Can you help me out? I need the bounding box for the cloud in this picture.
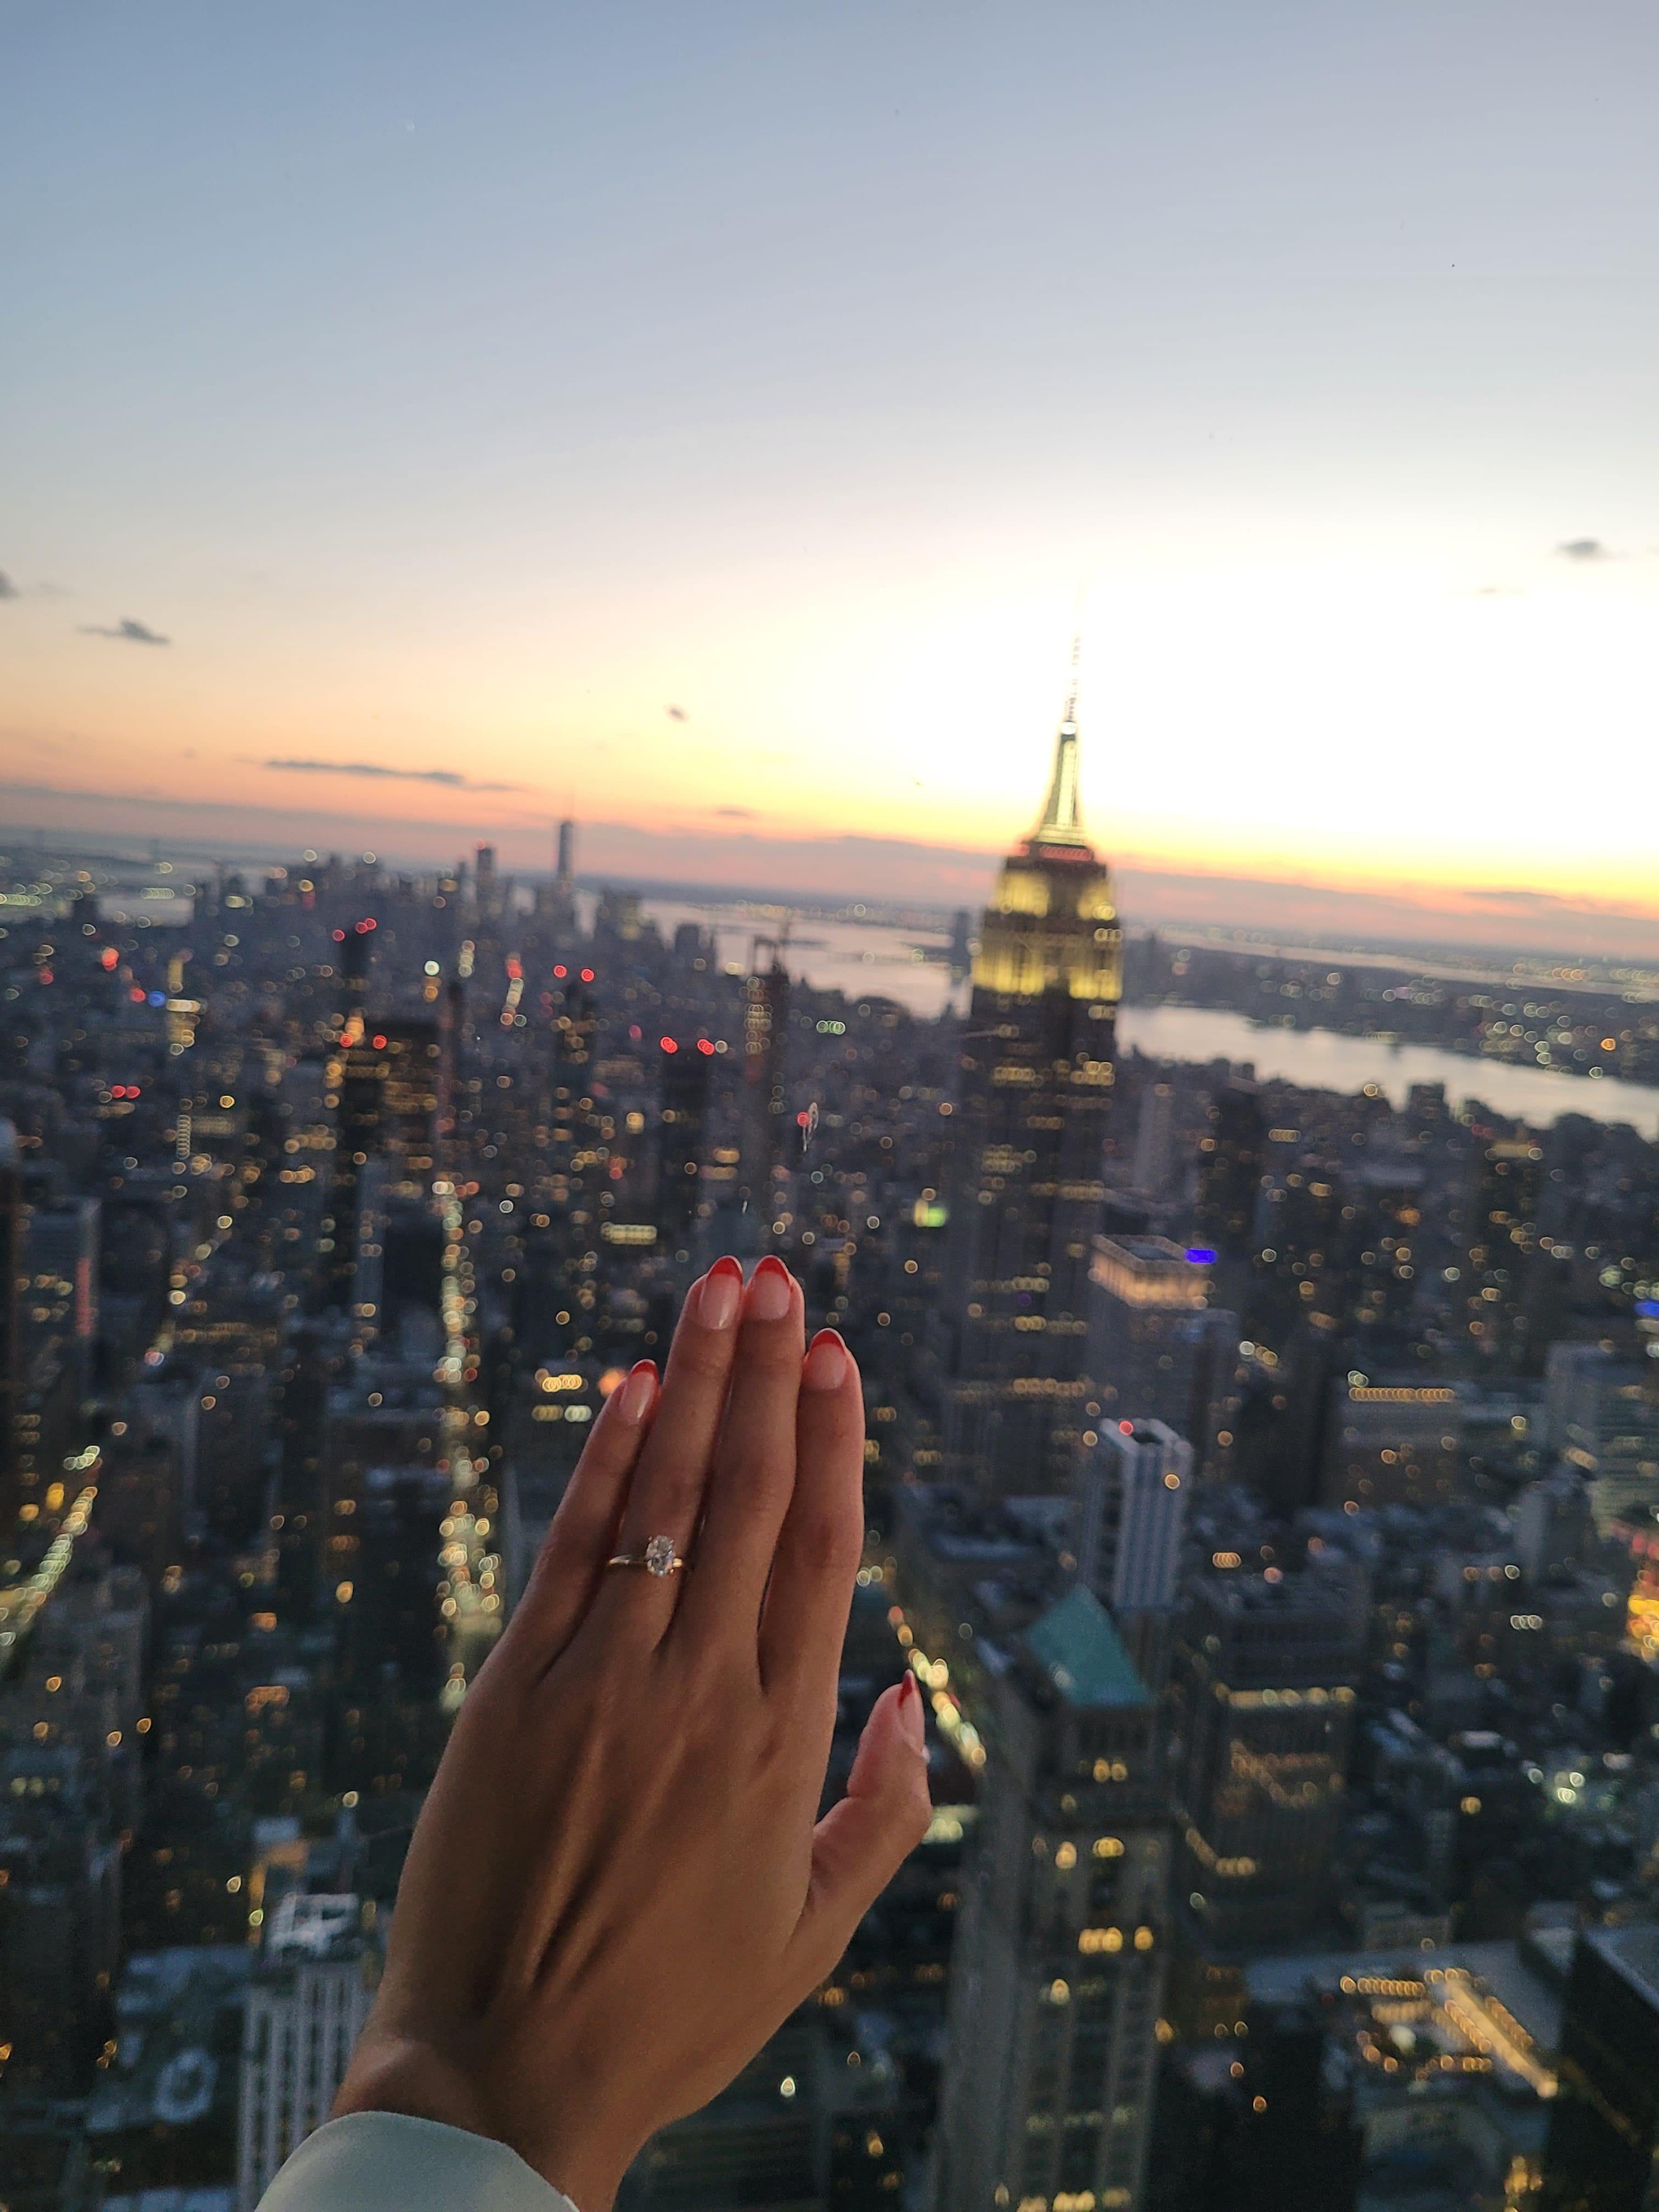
[261,757,523,793]
[80,617,170,645]
[713,805,755,819]
[0,571,18,602]
[665,703,689,721]
[1556,538,1610,561]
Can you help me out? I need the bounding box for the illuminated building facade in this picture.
[1194,1080,1265,1264]
[1466,1137,1544,1366]
[0,1121,25,1533]
[1076,1418,1190,1688]
[1321,1377,1462,1511]
[934,1587,1167,2212]
[321,1017,440,1325]
[740,947,790,1229]
[656,1034,713,1248]
[945,687,1122,1498]
[1082,1234,1240,1481]
[1543,1925,1659,2212]
[1168,1572,1362,1949]
[236,1893,376,2212]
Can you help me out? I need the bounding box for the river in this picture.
[635,895,1659,1138]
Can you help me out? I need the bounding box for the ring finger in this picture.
[588,1255,744,1637]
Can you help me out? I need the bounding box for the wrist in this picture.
[335,2033,632,2211]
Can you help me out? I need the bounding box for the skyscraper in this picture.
[945,679,1122,1498]
[656,1035,712,1248]
[1543,1925,1659,2212]
[1084,1234,1240,1480]
[321,1015,437,1322]
[1167,1573,1362,1949]
[1466,1135,1545,1365]
[934,1586,1168,2212]
[1076,1417,1191,1686]
[1194,1079,1265,1265]
[740,945,789,1233]
[235,1893,376,2211]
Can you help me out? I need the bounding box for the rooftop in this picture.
[1022,1586,1150,1711]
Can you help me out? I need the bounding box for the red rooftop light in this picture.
[553,964,567,978]
[659,1036,678,1052]
[696,1038,715,1056]
[579,968,595,983]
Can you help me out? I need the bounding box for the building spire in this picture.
[1031,634,1085,847]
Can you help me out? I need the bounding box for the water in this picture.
[636,895,1659,1138]
[1115,1003,1659,1139]
[635,896,965,1020]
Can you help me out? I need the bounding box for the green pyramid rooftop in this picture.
[1021,1585,1150,1711]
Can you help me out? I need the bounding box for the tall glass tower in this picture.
[944,678,1122,1498]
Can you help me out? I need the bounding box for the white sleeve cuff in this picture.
[256,2112,578,2212]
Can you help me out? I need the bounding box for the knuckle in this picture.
[803,1504,863,1583]
[670,1331,733,1384]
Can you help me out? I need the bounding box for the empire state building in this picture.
[944,680,1122,1498]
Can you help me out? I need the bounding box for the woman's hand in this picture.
[334,1254,932,2210]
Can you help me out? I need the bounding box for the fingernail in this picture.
[898,1672,926,1747]
[747,1255,794,1323]
[615,1362,658,1426]
[697,1257,743,1330]
[802,1328,848,1391]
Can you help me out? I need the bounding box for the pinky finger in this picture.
[504,1360,658,1669]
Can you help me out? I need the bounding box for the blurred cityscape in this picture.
[3,695,1659,2212]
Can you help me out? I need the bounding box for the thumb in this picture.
[787,1675,933,1984]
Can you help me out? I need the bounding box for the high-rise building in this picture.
[1466,1136,1544,1365]
[1329,1153,1428,1352]
[1543,1925,1659,2212]
[934,1586,1168,2212]
[1547,1342,1659,1534]
[1076,1418,1190,1686]
[1131,1080,1175,1198]
[321,1017,439,1323]
[0,1119,24,1534]
[1084,1235,1238,1480]
[235,1893,376,2211]
[656,1036,713,1248]
[944,682,1122,1498]
[540,817,579,930]
[473,842,501,923]
[1167,1572,1362,1949]
[1194,1080,1264,1264]
[740,947,789,1230]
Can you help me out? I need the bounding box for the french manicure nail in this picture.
[898,1672,926,1746]
[697,1259,743,1331]
[802,1329,849,1391]
[616,1362,658,1426]
[747,1256,794,1323]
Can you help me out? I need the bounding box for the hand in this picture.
[334,1254,932,2209]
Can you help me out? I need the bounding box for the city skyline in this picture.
[5,1,1659,947]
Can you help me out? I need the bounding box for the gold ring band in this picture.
[606,1535,686,1578]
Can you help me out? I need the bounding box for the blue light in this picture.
[1637,1301,1659,1319]
[146,990,166,1007]
[1186,1246,1217,1265]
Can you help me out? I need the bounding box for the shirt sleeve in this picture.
[256,2112,578,2212]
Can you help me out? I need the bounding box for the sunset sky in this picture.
[4,2,1657,947]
